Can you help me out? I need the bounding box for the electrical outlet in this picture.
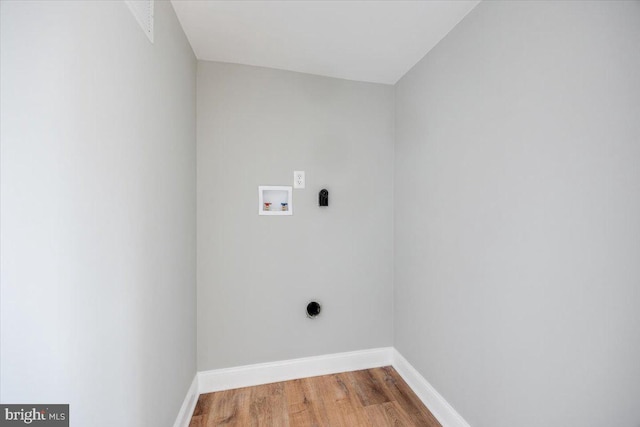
[294,171,305,189]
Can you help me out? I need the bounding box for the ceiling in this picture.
[171,1,480,85]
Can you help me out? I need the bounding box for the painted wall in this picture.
[197,61,394,370]
[394,1,640,426]
[0,2,196,426]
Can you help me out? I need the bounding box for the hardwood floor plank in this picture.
[192,391,213,418]
[310,375,346,426]
[285,378,323,426]
[207,387,252,426]
[373,366,442,427]
[364,401,415,426]
[317,373,370,426]
[190,367,442,427]
[347,369,393,407]
[188,414,204,427]
[248,381,278,426]
[265,382,290,427]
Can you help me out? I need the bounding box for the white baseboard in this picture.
[176,347,470,427]
[173,374,199,427]
[198,347,394,394]
[391,349,470,427]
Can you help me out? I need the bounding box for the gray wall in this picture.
[0,2,196,426]
[394,1,640,426]
[197,61,394,370]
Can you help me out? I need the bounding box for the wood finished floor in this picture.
[189,366,442,426]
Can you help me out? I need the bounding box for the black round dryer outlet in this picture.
[306,301,321,318]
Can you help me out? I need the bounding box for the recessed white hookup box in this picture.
[258,186,293,215]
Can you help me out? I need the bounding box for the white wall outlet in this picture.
[294,171,305,189]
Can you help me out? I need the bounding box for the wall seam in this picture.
[391,84,396,348]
